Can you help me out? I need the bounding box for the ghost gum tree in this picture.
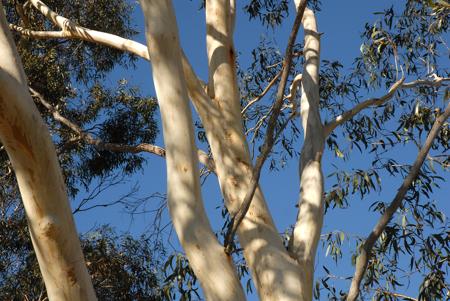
[0,0,449,300]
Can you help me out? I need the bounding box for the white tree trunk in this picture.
[0,6,96,301]
[139,1,246,300]
[290,5,325,301]
[201,1,308,300]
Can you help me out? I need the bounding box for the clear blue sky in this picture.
[73,1,449,300]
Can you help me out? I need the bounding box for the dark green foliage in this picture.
[72,83,158,184]
[161,253,200,301]
[0,213,164,300]
[244,0,290,27]
[243,0,321,27]
[5,0,138,81]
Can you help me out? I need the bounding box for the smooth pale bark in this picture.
[0,6,96,301]
[27,0,150,59]
[203,1,307,300]
[289,5,325,301]
[224,0,307,250]
[139,1,245,300]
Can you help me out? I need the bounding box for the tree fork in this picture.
[224,0,308,253]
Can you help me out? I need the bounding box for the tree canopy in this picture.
[0,0,449,300]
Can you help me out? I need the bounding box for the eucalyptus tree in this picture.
[0,0,449,301]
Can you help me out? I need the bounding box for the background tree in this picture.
[0,0,449,300]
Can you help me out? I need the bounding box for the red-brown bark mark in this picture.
[66,266,78,286]
[25,166,37,185]
[256,213,268,224]
[10,121,36,161]
[41,219,58,240]
[228,195,238,204]
[228,175,239,188]
[223,129,232,140]
[236,157,251,172]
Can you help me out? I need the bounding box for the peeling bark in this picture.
[139,1,245,300]
[0,5,96,301]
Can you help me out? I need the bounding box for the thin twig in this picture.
[29,87,216,172]
[324,75,450,137]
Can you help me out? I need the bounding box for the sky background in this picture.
[71,1,449,300]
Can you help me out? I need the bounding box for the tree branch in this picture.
[324,77,405,137]
[139,1,245,299]
[29,87,216,172]
[324,75,450,137]
[17,0,208,109]
[288,7,324,301]
[224,0,308,252]
[241,70,282,115]
[27,0,150,59]
[346,101,450,301]
[375,290,418,301]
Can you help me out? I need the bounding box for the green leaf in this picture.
[339,232,345,243]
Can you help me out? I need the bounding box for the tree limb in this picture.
[241,70,282,115]
[375,290,418,301]
[346,101,450,301]
[140,1,245,299]
[0,6,96,298]
[27,0,150,59]
[18,0,208,108]
[324,77,405,137]
[288,7,325,301]
[324,75,450,137]
[29,87,216,172]
[224,0,308,252]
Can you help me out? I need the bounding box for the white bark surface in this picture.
[139,1,246,300]
[0,6,96,301]
[201,1,307,300]
[290,6,325,301]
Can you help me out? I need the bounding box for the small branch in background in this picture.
[375,289,418,301]
[241,70,282,115]
[324,74,450,137]
[29,87,216,172]
[346,102,450,301]
[324,77,405,137]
